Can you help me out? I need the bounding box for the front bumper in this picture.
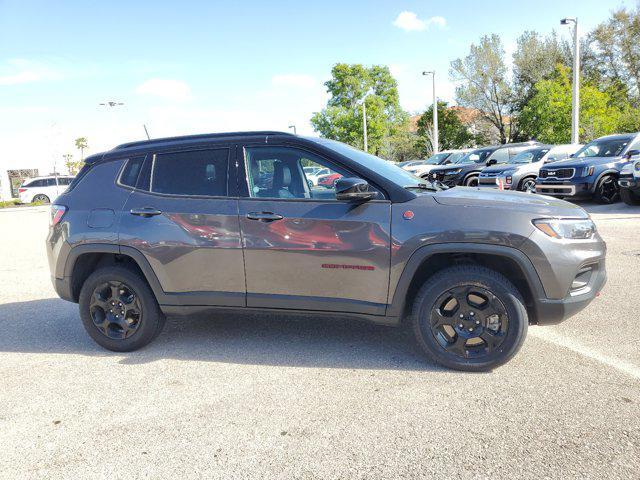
[532,258,606,325]
[535,181,591,197]
[618,174,639,190]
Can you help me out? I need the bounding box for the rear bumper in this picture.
[52,275,75,303]
[531,258,606,325]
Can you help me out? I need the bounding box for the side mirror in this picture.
[568,153,575,158]
[335,177,376,202]
[624,149,640,160]
[486,158,497,166]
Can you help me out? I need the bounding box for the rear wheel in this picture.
[593,175,619,204]
[32,194,50,203]
[79,266,165,352]
[411,265,528,372]
[620,187,640,206]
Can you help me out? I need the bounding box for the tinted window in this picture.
[489,149,510,164]
[119,156,145,188]
[151,149,229,196]
[512,148,550,164]
[58,177,73,185]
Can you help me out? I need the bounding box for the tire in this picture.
[464,175,479,187]
[411,265,528,372]
[593,175,620,204]
[33,194,50,203]
[620,187,640,206]
[79,265,166,352]
[519,177,537,192]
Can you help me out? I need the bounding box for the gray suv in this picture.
[46,131,607,371]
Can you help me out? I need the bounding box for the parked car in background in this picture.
[317,172,342,188]
[536,133,640,204]
[428,142,541,187]
[618,152,640,205]
[18,175,74,203]
[398,160,424,169]
[478,144,582,192]
[303,166,330,186]
[404,149,472,178]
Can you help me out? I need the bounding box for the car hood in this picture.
[481,163,522,174]
[431,186,588,218]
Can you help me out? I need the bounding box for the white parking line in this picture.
[531,329,640,380]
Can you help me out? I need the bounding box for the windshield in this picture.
[446,152,467,164]
[574,137,633,158]
[512,148,550,164]
[318,139,424,187]
[454,149,494,165]
[424,152,451,165]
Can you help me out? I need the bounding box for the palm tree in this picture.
[74,137,88,160]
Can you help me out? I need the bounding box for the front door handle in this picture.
[130,207,162,217]
[246,212,283,222]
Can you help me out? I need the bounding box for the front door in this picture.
[119,146,245,307]
[238,144,391,315]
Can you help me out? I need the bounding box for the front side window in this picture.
[151,149,229,196]
[58,177,73,186]
[488,148,510,164]
[512,148,550,164]
[245,146,377,200]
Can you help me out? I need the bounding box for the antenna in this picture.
[143,124,151,140]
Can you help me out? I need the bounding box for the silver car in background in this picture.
[404,149,473,178]
[478,144,582,192]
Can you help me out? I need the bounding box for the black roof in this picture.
[113,131,294,150]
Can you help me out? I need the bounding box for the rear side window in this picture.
[58,177,73,186]
[119,156,146,188]
[151,149,229,196]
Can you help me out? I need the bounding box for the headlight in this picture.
[582,166,595,176]
[533,218,596,240]
[447,169,462,174]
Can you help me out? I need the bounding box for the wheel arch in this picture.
[64,244,166,303]
[517,175,537,190]
[590,169,619,193]
[387,243,547,324]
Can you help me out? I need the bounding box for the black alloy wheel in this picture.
[428,285,508,358]
[594,175,620,204]
[89,281,142,339]
[411,265,528,371]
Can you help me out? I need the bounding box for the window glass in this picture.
[512,148,550,164]
[245,146,378,200]
[151,149,229,196]
[119,156,145,188]
[58,177,73,185]
[45,178,57,186]
[574,137,633,158]
[489,148,510,164]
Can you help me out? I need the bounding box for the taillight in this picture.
[51,204,67,226]
[19,188,27,193]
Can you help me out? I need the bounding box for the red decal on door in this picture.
[321,264,375,271]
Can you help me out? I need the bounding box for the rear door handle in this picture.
[130,207,162,217]
[246,212,283,222]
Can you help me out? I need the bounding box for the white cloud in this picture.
[271,74,316,89]
[0,59,62,86]
[136,78,192,101]
[393,11,426,31]
[393,11,447,32]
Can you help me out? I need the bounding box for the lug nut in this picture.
[459,314,464,318]
[470,312,475,316]
[458,324,464,328]
[468,327,474,332]
[475,320,480,325]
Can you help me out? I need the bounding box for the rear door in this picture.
[237,143,392,315]
[119,145,245,307]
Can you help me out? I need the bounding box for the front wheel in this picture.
[620,187,640,206]
[411,265,528,371]
[593,175,619,204]
[519,177,537,192]
[464,175,479,187]
[79,265,166,352]
[32,194,50,203]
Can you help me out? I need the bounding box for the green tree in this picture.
[519,66,621,144]
[63,153,82,175]
[416,101,476,155]
[311,64,408,156]
[74,137,88,160]
[450,34,514,143]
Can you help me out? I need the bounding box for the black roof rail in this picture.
[113,131,293,150]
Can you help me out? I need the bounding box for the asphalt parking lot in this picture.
[1,203,639,479]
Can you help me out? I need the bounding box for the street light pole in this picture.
[561,17,579,143]
[422,71,438,153]
[362,100,368,153]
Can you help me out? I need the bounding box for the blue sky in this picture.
[0,0,633,172]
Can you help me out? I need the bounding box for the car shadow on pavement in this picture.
[0,298,442,372]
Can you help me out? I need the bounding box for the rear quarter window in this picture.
[118,156,146,188]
